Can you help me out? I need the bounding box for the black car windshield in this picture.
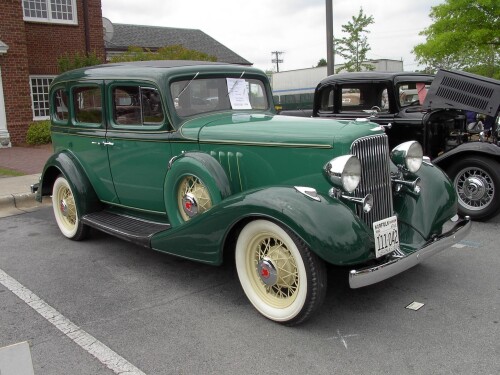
[170,77,269,117]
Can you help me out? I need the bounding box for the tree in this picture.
[334,8,375,72]
[110,45,217,63]
[57,51,102,73]
[316,58,327,67]
[413,0,499,79]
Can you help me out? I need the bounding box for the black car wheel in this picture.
[447,156,500,221]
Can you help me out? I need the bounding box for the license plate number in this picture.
[373,216,399,258]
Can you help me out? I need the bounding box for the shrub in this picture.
[26,120,51,145]
[57,51,102,73]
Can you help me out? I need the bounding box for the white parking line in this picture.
[0,268,147,375]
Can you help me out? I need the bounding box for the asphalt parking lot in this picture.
[1,206,499,375]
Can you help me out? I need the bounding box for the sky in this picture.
[101,0,443,72]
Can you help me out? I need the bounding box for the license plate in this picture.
[373,216,399,258]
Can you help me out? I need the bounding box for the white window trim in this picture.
[29,75,56,121]
[22,0,78,26]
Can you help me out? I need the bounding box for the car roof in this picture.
[319,71,434,85]
[51,60,264,85]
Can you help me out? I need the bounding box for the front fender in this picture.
[37,151,101,215]
[393,162,457,246]
[151,186,373,266]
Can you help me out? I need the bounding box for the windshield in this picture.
[170,77,269,117]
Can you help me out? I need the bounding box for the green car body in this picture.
[36,61,471,325]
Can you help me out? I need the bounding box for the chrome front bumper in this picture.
[349,216,472,289]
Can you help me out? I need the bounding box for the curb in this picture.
[0,193,51,217]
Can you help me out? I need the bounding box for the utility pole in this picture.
[271,51,284,72]
[326,0,334,76]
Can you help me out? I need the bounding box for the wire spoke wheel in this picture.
[454,166,495,210]
[249,234,299,307]
[448,156,500,221]
[52,176,88,240]
[177,175,212,221]
[236,220,326,325]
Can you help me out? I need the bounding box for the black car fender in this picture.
[432,142,500,170]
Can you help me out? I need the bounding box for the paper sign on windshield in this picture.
[226,78,251,110]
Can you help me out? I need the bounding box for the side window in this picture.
[319,88,334,112]
[141,87,164,124]
[73,86,102,124]
[113,86,164,126]
[53,88,69,122]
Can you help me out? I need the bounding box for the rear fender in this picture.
[37,151,101,215]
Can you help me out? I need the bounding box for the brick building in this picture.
[0,0,105,147]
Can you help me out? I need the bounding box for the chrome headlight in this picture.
[390,141,423,173]
[324,155,361,193]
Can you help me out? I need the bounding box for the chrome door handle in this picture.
[91,141,114,146]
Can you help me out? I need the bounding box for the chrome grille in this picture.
[350,134,393,227]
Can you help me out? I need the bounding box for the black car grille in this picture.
[350,134,393,227]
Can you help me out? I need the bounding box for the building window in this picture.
[23,0,77,25]
[30,76,55,120]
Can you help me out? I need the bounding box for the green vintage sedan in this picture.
[35,61,471,325]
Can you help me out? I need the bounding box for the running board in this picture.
[82,211,171,248]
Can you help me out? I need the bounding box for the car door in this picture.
[105,81,172,213]
[63,82,118,203]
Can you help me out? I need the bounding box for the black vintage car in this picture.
[281,69,500,221]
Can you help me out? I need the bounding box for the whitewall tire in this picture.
[235,220,326,325]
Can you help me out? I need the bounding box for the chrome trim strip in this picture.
[199,139,333,149]
[349,216,472,289]
[295,186,321,201]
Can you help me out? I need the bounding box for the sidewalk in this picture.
[0,145,53,217]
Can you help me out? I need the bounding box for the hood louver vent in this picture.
[423,69,500,115]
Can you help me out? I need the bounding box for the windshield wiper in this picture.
[176,72,199,99]
[226,71,246,97]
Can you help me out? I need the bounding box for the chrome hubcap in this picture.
[455,167,494,210]
[257,258,278,286]
[463,176,486,200]
[182,193,199,218]
[59,199,69,217]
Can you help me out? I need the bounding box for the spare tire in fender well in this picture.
[164,152,232,227]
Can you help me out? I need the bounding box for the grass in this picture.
[0,167,25,177]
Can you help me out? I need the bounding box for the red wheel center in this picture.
[261,267,270,279]
[185,201,192,210]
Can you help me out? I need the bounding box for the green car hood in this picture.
[180,113,383,149]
